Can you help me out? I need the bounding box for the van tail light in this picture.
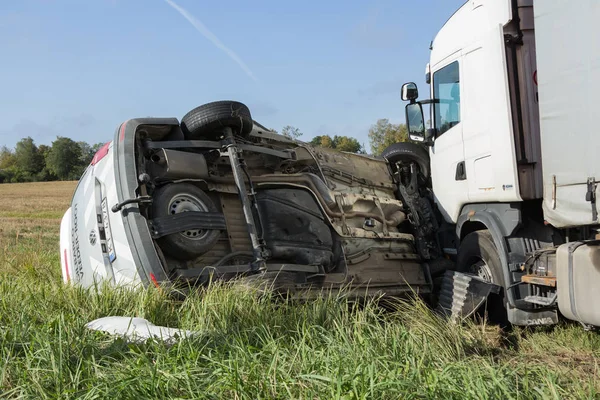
[150,273,160,288]
[91,142,111,166]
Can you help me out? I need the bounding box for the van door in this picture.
[430,57,469,223]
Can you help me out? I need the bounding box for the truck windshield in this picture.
[433,61,460,136]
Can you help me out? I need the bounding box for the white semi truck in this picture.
[399,0,600,327]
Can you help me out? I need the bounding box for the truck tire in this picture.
[181,101,253,140]
[456,230,508,325]
[152,183,221,260]
[381,142,430,180]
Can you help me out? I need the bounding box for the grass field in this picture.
[1,181,600,399]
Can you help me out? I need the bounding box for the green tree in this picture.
[310,135,332,148]
[36,144,56,181]
[310,135,363,153]
[0,146,16,170]
[368,119,408,155]
[78,141,104,166]
[281,125,302,139]
[0,146,17,183]
[46,137,83,180]
[14,137,44,178]
[37,144,52,164]
[332,135,362,153]
[78,141,93,165]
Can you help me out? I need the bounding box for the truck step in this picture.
[435,270,502,322]
[524,294,557,307]
[521,274,556,287]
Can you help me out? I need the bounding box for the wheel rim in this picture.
[167,193,210,241]
[468,257,493,283]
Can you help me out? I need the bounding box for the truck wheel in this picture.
[381,142,430,180]
[152,183,221,260]
[181,101,253,140]
[456,230,509,325]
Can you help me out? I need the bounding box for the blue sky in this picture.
[0,0,464,152]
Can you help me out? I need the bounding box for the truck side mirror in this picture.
[401,82,419,102]
[405,102,427,142]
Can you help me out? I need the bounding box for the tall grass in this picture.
[1,182,599,399]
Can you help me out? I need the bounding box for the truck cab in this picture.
[399,0,600,327]
[409,0,540,223]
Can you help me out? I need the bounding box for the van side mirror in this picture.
[401,82,418,102]
[405,102,427,142]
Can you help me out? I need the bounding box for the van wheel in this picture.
[152,183,221,260]
[456,230,509,325]
[381,142,430,180]
[181,101,253,140]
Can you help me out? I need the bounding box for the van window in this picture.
[433,61,460,136]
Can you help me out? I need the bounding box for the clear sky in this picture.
[0,0,465,152]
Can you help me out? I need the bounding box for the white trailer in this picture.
[399,0,600,326]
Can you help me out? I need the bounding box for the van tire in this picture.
[457,230,509,325]
[181,101,253,140]
[152,183,221,260]
[381,142,430,180]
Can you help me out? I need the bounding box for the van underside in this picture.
[110,101,445,297]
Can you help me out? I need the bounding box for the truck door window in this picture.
[433,61,460,136]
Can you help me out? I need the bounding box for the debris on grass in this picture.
[85,316,195,344]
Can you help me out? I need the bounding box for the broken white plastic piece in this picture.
[85,316,195,344]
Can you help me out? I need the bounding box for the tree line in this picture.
[0,137,104,183]
[0,119,408,184]
[279,118,408,155]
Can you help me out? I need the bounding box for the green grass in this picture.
[1,182,600,399]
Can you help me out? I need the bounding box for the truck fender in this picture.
[456,204,522,308]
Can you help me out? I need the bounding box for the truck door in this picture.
[462,24,522,206]
[430,57,469,223]
[462,46,495,202]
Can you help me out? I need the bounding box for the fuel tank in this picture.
[556,241,600,326]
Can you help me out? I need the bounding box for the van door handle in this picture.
[455,161,466,181]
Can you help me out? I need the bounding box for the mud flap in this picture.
[435,270,502,322]
[507,306,558,326]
